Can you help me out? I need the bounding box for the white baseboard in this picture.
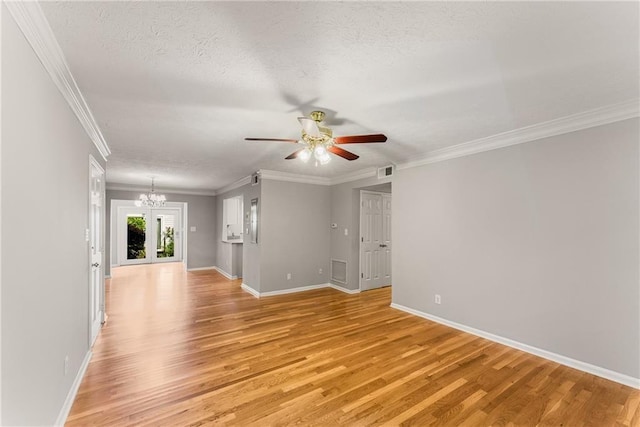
[260,283,328,297]
[241,282,355,298]
[328,283,361,294]
[55,350,92,426]
[241,283,260,298]
[390,302,640,389]
[186,266,216,272]
[213,266,238,280]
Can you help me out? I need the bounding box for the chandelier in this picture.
[135,178,166,207]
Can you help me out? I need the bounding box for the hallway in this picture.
[66,263,640,426]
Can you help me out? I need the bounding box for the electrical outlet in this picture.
[435,294,442,305]
[64,355,69,376]
[344,228,349,236]
[318,268,323,274]
[286,273,291,280]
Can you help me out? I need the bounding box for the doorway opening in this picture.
[359,183,392,291]
[111,200,186,269]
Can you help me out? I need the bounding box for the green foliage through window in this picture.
[127,216,146,259]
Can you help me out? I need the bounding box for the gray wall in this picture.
[242,181,261,292]
[392,118,640,378]
[1,8,106,425]
[105,190,216,274]
[260,180,331,293]
[330,176,392,290]
[215,185,247,278]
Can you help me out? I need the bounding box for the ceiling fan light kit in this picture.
[245,110,388,165]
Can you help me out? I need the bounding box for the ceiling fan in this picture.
[245,111,387,165]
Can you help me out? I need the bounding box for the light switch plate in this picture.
[190,226,196,232]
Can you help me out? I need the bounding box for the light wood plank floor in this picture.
[67,263,640,426]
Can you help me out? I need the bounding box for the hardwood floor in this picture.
[67,263,640,426]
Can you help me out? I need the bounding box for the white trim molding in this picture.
[213,266,238,280]
[259,170,332,186]
[106,183,216,196]
[215,175,252,196]
[186,266,216,272]
[241,283,260,298]
[5,2,110,162]
[55,351,92,426]
[390,303,640,389]
[398,99,640,171]
[260,283,328,297]
[241,282,360,298]
[330,167,378,185]
[328,283,361,294]
[257,167,385,188]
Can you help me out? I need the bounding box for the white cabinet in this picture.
[222,196,243,243]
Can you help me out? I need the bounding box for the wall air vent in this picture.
[377,165,395,179]
[331,259,347,284]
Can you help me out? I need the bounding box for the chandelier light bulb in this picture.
[314,145,327,157]
[299,147,312,163]
[318,151,331,165]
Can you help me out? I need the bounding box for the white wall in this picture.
[1,7,106,424]
[392,118,639,380]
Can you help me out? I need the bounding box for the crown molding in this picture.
[398,99,640,171]
[258,169,332,186]
[5,1,111,161]
[329,167,378,185]
[106,183,216,196]
[257,167,383,187]
[215,175,251,195]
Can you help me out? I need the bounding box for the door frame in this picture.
[359,190,392,291]
[88,155,105,346]
[110,199,187,269]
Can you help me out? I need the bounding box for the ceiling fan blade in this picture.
[245,137,299,143]
[298,117,321,137]
[285,149,305,160]
[333,134,387,144]
[328,145,359,161]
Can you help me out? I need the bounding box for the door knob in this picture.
[92,262,100,267]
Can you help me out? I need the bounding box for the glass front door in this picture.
[118,207,182,265]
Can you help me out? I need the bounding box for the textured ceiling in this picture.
[41,1,639,192]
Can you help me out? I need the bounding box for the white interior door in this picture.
[360,191,392,291]
[151,208,182,263]
[89,157,104,346]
